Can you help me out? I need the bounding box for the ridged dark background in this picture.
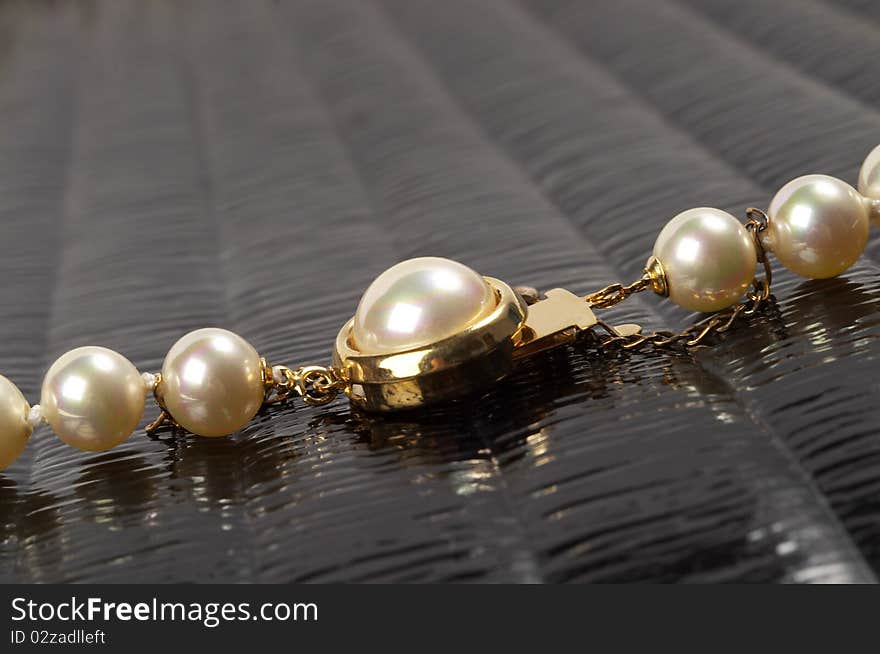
[1,0,879,583]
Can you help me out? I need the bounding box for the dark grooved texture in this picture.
[0,0,878,583]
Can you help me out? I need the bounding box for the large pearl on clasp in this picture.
[41,346,145,452]
[0,375,32,470]
[160,328,265,437]
[352,257,496,354]
[764,174,869,279]
[858,144,880,224]
[652,208,757,313]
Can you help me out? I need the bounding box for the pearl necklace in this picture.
[2,146,880,469]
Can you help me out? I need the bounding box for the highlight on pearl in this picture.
[41,346,145,452]
[651,207,757,313]
[858,144,880,224]
[764,174,870,279]
[0,375,32,470]
[352,257,496,354]
[160,328,265,437]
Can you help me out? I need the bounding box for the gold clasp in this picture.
[333,273,646,412]
[513,287,642,359]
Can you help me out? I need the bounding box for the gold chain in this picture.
[262,360,344,407]
[598,280,771,349]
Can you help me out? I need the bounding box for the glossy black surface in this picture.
[1,0,879,583]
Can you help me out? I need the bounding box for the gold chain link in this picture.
[262,359,344,406]
[584,276,653,309]
[597,280,771,349]
[295,365,345,406]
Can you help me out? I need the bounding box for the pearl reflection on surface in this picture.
[161,328,265,437]
[652,208,757,313]
[41,346,145,452]
[352,257,495,354]
[765,175,869,279]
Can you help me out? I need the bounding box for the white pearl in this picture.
[161,328,265,437]
[0,375,32,470]
[858,144,880,224]
[41,346,145,452]
[652,208,757,313]
[352,257,495,354]
[765,174,870,279]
